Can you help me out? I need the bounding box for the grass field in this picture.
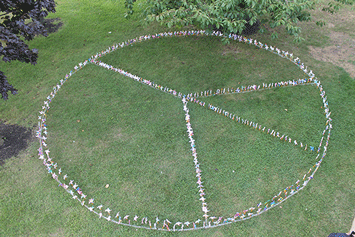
[0,0,354,236]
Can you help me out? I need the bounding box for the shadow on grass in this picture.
[0,122,32,166]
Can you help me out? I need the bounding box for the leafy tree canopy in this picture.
[125,0,354,42]
[0,0,56,100]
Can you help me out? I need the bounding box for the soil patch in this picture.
[308,8,355,79]
[308,31,355,79]
[0,123,32,165]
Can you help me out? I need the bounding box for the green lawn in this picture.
[0,0,354,236]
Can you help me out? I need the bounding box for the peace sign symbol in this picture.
[37,30,332,231]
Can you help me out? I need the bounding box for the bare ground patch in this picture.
[308,8,355,78]
[309,31,355,78]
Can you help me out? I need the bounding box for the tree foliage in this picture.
[125,0,354,42]
[0,0,56,100]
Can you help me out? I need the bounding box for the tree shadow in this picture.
[0,123,32,166]
[40,17,63,34]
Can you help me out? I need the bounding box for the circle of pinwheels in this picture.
[36,30,332,231]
